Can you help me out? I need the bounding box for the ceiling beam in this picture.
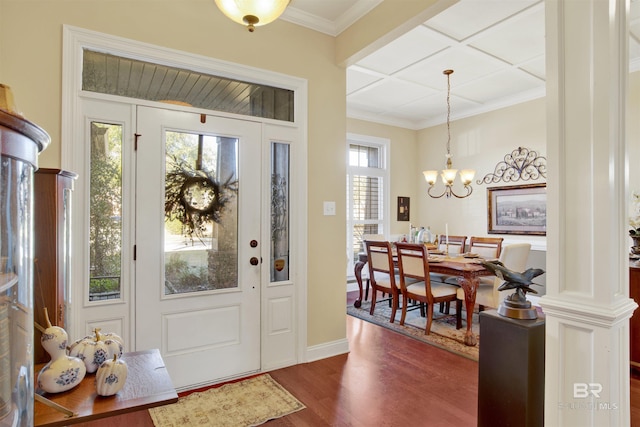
[335,0,457,68]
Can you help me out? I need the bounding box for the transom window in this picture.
[82,49,294,122]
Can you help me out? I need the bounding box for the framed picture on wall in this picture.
[487,183,546,235]
[397,196,410,221]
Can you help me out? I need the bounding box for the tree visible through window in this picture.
[89,122,123,301]
[163,131,239,294]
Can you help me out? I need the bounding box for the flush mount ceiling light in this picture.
[214,0,291,32]
[423,69,475,199]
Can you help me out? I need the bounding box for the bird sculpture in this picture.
[480,260,545,304]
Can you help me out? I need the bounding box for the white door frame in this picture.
[61,25,308,374]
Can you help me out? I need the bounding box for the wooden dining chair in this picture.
[432,235,467,313]
[468,236,504,259]
[395,242,458,335]
[455,243,531,329]
[437,235,467,254]
[436,238,503,289]
[361,234,386,301]
[431,235,467,287]
[365,240,401,323]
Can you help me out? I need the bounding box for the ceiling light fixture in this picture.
[423,69,475,199]
[214,0,290,32]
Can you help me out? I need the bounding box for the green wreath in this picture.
[164,156,238,238]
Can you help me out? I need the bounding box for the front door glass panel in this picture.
[164,131,239,295]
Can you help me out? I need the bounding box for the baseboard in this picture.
[305,338,350,363]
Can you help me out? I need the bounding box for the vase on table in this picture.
[37,308,86,393]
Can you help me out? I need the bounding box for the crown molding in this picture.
[282,0,382,36]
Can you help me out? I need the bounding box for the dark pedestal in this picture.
[478,309,545,427]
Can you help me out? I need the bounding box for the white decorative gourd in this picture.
[37,308,87,393]
[68,328,123,374]
[95,354,128,396]
[75,329,124,348]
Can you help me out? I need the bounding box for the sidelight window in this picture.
[89,122,123,301]
[270,142,290,282]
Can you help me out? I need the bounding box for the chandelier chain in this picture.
[446,71,451,157]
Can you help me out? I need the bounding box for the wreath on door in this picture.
[164,156,238,238]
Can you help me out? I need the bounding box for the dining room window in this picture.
[346,135,389,277]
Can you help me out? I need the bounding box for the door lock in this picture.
[250,240,258,248]
[250,257,259,266]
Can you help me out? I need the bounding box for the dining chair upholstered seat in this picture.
[395,242,458,335]
[455,243,532,329]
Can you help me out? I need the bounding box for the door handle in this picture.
[250,257,259,266]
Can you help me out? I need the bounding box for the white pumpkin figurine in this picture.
[95,354,128,396]
[76,329,124,349]
[68,328,124,374]
[37,308,87,393]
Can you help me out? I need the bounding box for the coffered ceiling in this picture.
[285,0,640,130]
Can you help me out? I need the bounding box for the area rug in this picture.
[347,300,480,361]
[148,374,306,427]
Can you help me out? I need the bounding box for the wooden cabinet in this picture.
[631,264,640,371]
[33,168,77,364]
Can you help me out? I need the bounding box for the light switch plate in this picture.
[323,201,336,216]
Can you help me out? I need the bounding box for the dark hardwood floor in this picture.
[73,290,640,426]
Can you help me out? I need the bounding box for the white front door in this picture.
[135,106,262,389]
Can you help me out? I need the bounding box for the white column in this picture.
[542,0,637,426]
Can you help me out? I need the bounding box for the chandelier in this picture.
[214,0,290,32]
[423,70,475,199]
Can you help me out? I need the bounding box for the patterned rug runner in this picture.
[149,374,306,427]
[347,300,480,361]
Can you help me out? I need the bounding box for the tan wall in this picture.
[347,118,419,236]
[3,0,637,354]
[348,99,549,293]
[417,98,548,245]
[351,71,640,293]
[0,1,348,347]
[0,1,3,76]
[418,70,640,244]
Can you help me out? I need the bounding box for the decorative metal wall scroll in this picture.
[477,147,546,185]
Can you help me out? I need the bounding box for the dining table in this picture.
[353,248,495,347]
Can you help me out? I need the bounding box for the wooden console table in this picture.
[34,349,178,427]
